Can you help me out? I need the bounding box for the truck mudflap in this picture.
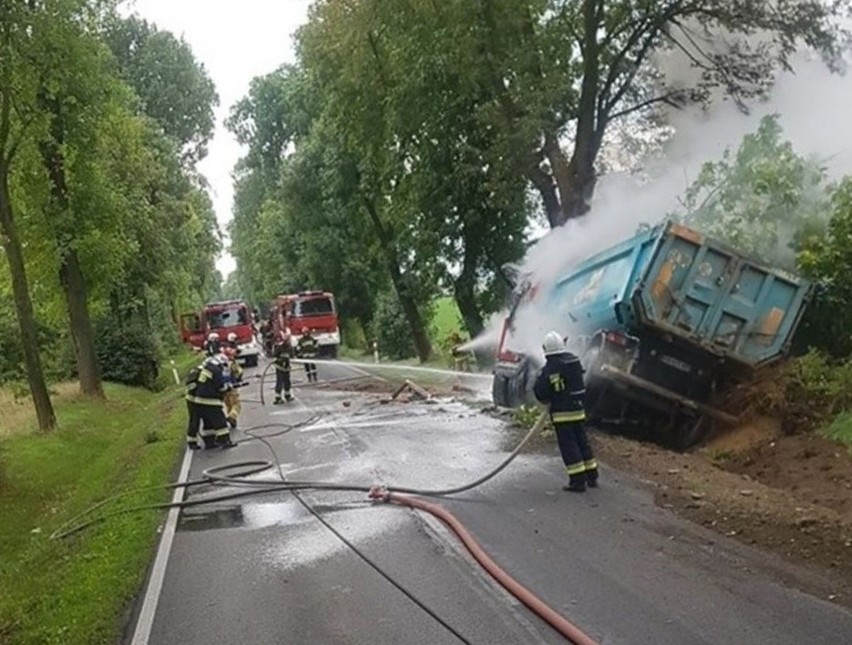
[598,364,738,426]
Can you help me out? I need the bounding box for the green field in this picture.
[430,296,464,346]
[0,353,195,644]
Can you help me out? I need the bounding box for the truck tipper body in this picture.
[492,221,812,446]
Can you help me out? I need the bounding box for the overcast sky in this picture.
[123,0,313,276]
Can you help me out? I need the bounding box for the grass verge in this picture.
[0,351,197,645]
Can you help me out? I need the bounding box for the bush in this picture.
[372,291,416,360]
[778,350,852,434]
[0,300,74,386]
[94,317,160,389]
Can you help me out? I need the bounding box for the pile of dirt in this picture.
[722,432,852,521]
[595,425,852,608]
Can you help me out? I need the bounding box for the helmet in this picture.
[207,332,220,341]
[227,332,237,343]
[542,330,567,356]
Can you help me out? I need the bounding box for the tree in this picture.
[0,2,58,428]
[105,15,219,165]
[677,114,832,268]
[797,179,852,358]
[464,0,848,226]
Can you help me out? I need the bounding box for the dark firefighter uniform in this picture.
[185,355,236,449]
[533,348,599,492]
[273,342,293,404]
[203,336,221,357]
[297,332,319,383]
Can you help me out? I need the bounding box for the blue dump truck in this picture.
[492,220,813,447]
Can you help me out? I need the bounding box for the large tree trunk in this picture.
[39,100,104,399]
[453,277,484,339]
[362,196,432,362]
[59,248,103,397]
[536,0,603,228]
[0,170,57,431]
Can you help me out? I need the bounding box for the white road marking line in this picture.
[130,447,194,645]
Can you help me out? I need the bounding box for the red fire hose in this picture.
[379,491,600,645]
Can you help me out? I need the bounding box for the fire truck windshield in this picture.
[292,297,334,317]
[207,306,247,328]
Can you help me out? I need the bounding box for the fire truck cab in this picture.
[271,291,341,358]
[180,299,261,367]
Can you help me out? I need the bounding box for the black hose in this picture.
[51,411,546,540]
[243,424,471,644]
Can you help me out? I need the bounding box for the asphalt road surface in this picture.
[129,360,852,644]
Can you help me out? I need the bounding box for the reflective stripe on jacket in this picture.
[533,351,586,423]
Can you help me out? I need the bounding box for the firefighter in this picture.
[185,351,237,449]
[222,345,244,429]
[226,332,239,350]
[203,332,221,356]
[272,337,293,404]
[533,331,599,492]
[296,328,319,383]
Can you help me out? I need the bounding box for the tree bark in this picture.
[39,97,104,398]
[361,196,432,362]
[0,170,57,430]
[58,248,103,397]
[453,274,484,339]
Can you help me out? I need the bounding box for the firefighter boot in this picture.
[585,468,599,488]
[563,474,587,493]
[273,396,284,405]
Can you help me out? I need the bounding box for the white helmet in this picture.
[542,330,567,356]
[207,332,220,341]
[227,332,237,342]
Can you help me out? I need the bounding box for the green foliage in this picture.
[105,15,219,164]
[821,412,852,448]
[94,317,160,390]
[796,177,852,357]
[0,295,74,385]
[0,0,220,406]
[0,382,186,644]
[678,115,832,268]
[373,291,417,360]
[779,350,852,434]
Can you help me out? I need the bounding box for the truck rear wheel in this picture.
[673,415,713,450]
[245,354,259,368]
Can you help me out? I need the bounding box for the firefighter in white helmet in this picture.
[533,331,599,492]
[203,332,221,357]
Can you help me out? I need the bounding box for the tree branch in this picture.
[607,90,685,121]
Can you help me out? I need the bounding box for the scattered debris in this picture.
[389,379,432,402]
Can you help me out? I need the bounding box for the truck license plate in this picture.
[660,355,692,373]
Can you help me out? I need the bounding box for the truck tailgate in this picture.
[635,224,811,367]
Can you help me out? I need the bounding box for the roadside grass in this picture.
[1,383,80,439]
[821,412,852,448]
[0,351,196,645]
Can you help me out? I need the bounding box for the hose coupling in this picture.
[368,485,390,502]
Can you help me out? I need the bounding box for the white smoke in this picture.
[470,49,852,362]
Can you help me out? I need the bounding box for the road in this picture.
[129,360,852,644]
